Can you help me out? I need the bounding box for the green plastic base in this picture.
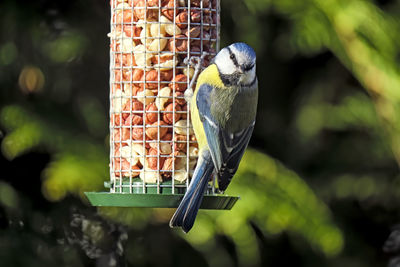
[84,192,239,209]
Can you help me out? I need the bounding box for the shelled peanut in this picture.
[109,0,217,183]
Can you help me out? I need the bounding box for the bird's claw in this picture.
[183,52,209,69]
[183,52,209,93]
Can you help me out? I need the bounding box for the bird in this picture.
[169,42,258,233]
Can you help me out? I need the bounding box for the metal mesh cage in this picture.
[85,0,238,209]
[109,0,219,193]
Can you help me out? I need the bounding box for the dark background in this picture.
[1,0,400,266]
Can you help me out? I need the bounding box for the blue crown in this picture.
[230,42,256,60]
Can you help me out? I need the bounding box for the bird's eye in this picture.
[228,50,239,66]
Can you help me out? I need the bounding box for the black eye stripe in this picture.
[227,47,239,67]
[243,63,254,71]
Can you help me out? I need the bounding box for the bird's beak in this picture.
[239,63,254,73]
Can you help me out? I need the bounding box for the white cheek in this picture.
[217,62,236,75]
[214,49,236,75]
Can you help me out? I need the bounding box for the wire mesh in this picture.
[108,0,219,195]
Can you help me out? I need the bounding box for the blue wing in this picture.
[216,123,254,191]
[196,84,255,191]
[196,84,222,170]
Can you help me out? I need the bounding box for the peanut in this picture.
[183,26,201,38]
[188,146,198,158]
[146,121,168,140]
[150,23,166,38]
[159,15,182,36]
[169,74,187,92]
[175,10,188,29]
[142,69,160,89]
[136,89,155,104]
[174,134,187,151]
[113,128,122,142]
[167,35,187,52]
[161,156,173,174]
[132,127,145,140]
[147,147,166,170]
[174,91,186,105]
[160,69,173,81]
[120,145,140,166]
[153,52,174,64]
[173,170,188,182]
[130,0,160,6]
[115,6,133,24]
[120,38,136,53]
[163,133,172,141]
[161,0,177,21]
[190,9,201,23]
[133,44,154,68]
[163,102,181,124]
[180,103,188,119]
[112,89,128,113]
[153,59,177,71]
[183,67,194,79]
[145,102,158,124]
[124,53,136,66]
[111,114,123,126]
[122,100,144,120]
[155,87,171,110]
[124,114,143,126]
[174,119,194,135]
[174,151,187,169]
[203,15,213,30]
[114,158,140,177]
[193,0,210,7]
[165,21,182,36]
[131,165,141,177]
[149,141,172,155]
[139,168,162,183]
[131,68,144,81]
[147,38,168,52]
[134,0,159,20]
[122,25,142,40]
[161,151,185,172]
[121,127,131,141]
[108,29,122,39]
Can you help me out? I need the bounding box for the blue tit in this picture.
[169,42,258,233]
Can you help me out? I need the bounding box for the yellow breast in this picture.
[195,64,225,89]
[190,64,224,150]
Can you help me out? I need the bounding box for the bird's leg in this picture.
[211,172,217,194]
[183,52,209,103]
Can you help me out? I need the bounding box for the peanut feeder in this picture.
[85,0,238,209]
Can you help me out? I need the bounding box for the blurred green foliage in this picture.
[185,149,343,266]
[44,31,88,63]
[1,0,400,266]
[263,0,400,165]
[0,104,108,201]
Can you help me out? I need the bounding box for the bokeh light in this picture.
[18,65,45,94]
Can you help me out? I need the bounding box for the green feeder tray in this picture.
[85,179,239,210]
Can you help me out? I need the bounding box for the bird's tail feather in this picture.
[169,150,214,233]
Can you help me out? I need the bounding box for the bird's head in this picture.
[214,42,256,86]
